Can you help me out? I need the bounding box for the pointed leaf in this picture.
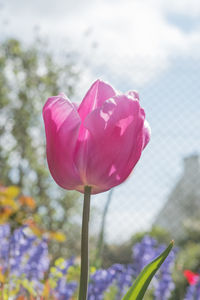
[122,241,174,300]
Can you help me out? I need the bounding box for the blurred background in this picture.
[0,0,200,297]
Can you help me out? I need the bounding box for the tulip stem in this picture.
[78,185,92,300]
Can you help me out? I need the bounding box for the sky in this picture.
[1,0,200,86]
[0,0,200,243]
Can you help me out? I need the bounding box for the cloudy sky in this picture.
[1,0,200,86]
[1,0,200,242]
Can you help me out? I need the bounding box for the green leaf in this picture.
[122,240,174,300]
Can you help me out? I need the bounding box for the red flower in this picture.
[184,270,200,285]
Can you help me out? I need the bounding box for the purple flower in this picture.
[153,246,177,300]
[55,281,77,300]
[0,226,178,299]
[88,269,115,299]
[132,236,158,275]
[184,271,200,300]
[184,284,196,300]
[54,257,77,300]
[132,236,177,300]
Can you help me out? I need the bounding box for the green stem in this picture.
[78,185,92,300]
[96,189,113,267]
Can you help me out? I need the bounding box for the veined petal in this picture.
[74,80,117,190]
[82,95,149,193]
[78,79,117,122]
[43,95,82,190]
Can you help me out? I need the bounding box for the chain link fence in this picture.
[89,56,200,252]
[0,34,199,264]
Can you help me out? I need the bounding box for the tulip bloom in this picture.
[43,79,150,194]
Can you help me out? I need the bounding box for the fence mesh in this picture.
[89,56,200,250]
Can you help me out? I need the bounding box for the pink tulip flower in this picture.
[43,79,150,194]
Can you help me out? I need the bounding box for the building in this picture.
[154,154,200,240]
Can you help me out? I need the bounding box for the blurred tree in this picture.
[170,217,200,300]
[172,242,200,300]
[0,38,82,258]
[101,226,171,268]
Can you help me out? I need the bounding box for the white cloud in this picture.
[64,0,200,86]
[1,0,200,87]
[158,0,200,17]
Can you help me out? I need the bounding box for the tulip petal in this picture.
[43,94,82,190]
[127,90,140,101]
[78,79,116,122]
[82,95,149,193]
[74,80,117,189]
[144,121,151,148]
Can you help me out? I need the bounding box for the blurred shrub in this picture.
[0,231,177,300]
[0,38,82,258]
[102,226,171,268]
[0,184,66,240]
[0,186,196,300]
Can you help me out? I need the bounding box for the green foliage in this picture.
[122,241,174,300]
[182,218,200,244]
[130,226,171,246]
[102,226,170,268]
[171,242,200,299]
[0,38,81,258]
[168,216,200,299]
[100,223,200,300]
[104,284,118,300]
